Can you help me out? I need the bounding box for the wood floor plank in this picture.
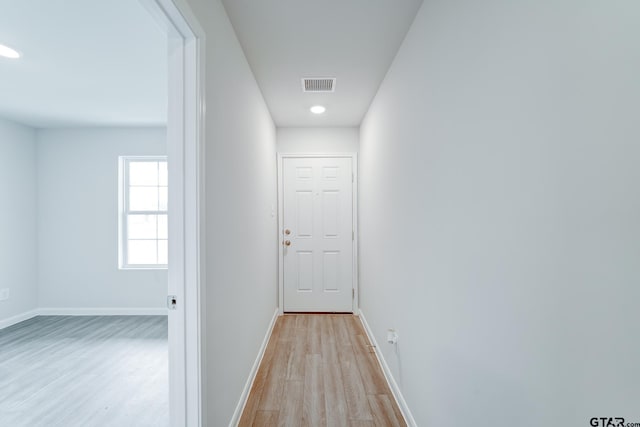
[339,345,373,421]
[319,314,335,344]
[332,315,351,344]
[352,334,390,395]
[302,354,326,427]
[278,380,304,427]
[356,351,391,396]
[321,316,349,427]
[351,329,376,355]
[279,314,298,342]
[346,315,366,338]
[306,315,322,354]
[259,327,294,411]
[254,410,279,427]
[295,314,310,329]
[368,394,406,427]
[350,421,376,427]
[286,324,307,381]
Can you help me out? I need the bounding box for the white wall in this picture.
[0,118,38,324]
[184,1,278,425]
[37,128,167,310]
[277,127,358,153]
[359,1,640,425]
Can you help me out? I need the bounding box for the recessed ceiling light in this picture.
[0,44,20,59]
[310,105,326,114]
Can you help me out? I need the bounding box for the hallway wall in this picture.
[184,0,278,425]
[277,127,358,153]
[359,0,640,425]
[0,118,38,325]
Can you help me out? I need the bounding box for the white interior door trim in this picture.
[142,1,205,425]
[277,153,358,315]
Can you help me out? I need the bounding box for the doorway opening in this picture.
[0,0,203,425]
[142,0,205,424]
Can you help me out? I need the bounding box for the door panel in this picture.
[297,251,313,291]
[296,191,314,237]
[283,157,353,312]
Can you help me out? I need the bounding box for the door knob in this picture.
[284,229,291,235]
[284,240,291,246]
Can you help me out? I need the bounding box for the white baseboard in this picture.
[358,309,417,427]
[229,307,280,427]
[0,309,40,330]
[37,307,168,316]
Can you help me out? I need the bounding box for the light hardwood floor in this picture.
[239,314,406,427]
[0,315,168,427]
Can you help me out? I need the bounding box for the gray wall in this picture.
[0,118,38,324]
[359,0,640,425]
[277,127,359,153]
[36,127,167,310]
[184,0,279,425]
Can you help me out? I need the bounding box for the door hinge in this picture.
[352,288,355,300]
[352,230,354,240]
[167,295,177,310]
[352,173,354,183]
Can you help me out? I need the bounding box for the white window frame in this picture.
[119,155,169,269]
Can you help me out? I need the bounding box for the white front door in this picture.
[282,157,354,312]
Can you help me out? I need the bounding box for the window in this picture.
[119,156,168,269]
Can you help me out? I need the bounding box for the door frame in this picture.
[277,153,359,315]
[141,0,205,425]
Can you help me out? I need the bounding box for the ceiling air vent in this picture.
[302,78,336,93]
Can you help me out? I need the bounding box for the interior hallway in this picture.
[239,314,405,426]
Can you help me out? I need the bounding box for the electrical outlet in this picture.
[0,288,9,301]
[387,328,398,344]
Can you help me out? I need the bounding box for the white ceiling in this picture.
[222,0,424,127]
[0,1,423,129]
[0,0,167,128]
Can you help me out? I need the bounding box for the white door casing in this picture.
[143,0,205,425]
[279,155,357,312]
